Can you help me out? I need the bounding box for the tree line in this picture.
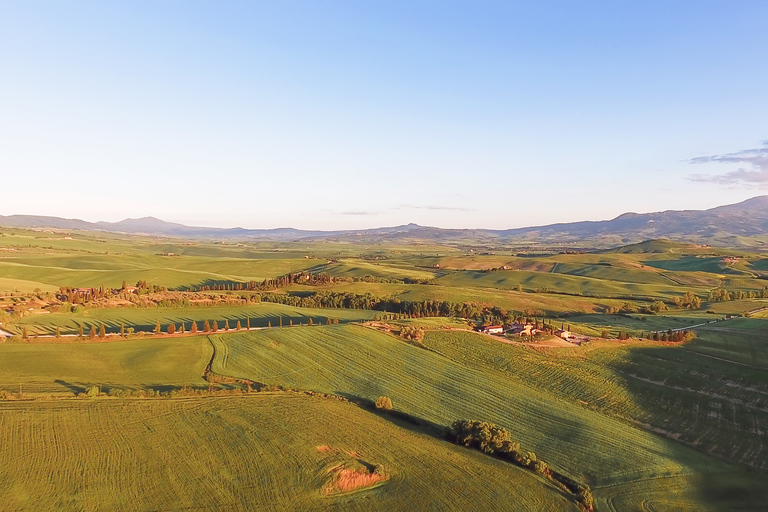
[451,420,594,511]
[258,291,485,318]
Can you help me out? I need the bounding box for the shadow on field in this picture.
[54,380,86,395]
[335,392,451,440]
[609,343,768,509]
[51,381,250,396]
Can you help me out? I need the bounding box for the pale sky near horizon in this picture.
[2,1,767,230]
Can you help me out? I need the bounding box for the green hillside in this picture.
[0,395,575,511]
[12,303,375,336]
[206,325,766,510]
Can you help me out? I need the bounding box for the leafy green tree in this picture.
[375,396,393,410]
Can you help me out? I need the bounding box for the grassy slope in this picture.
[0,337,211,394]
[0,395,575,512]
[437,269,697,300]
[0,255,322,289]
[288,281,631,315]
[12,303,376,336]
[691,317,768,368]
[421,330,768,472]
[208,325,748,506]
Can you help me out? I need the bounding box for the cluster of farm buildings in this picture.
[477,322,589,345]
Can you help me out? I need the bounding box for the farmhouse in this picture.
[480,325,504,335]
[507,323,538,337]
[555,329,574,340]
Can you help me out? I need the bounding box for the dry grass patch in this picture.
[323,462,387,495]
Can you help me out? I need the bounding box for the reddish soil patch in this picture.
[324,467,385,495]
[316,445,331,453]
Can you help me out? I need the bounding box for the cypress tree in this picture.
[79,325,84,337]
[191,321,198,333]
[99,324,106,338]
[89,327,96,339]
[236,320,241,331]
[56,326,61,338]
[203,320,210,333]
[155,321,161,335]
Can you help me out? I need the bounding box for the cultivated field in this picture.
[3,228,768,511]
[0,336,211,394]
[10,303,375,336]
[0,395,576,511]
[207,325,767,510]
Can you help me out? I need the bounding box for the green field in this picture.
[0,336,211,394]
[206,324,768,510]
[437,269,697,300]
[0,395,577,511]
[288,281,633,315]
[11,303,376,336]
[3,229,768,510]
[690,317,768,368]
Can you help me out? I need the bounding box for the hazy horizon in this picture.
[3,194,766,232]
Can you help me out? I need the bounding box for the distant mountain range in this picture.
[3,196,768,247]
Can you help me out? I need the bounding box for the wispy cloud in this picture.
[339,210,381,216]
[398,204,474,212]
[688,141,768,185]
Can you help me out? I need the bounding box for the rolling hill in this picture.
[4,196,768,246]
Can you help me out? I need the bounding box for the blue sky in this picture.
[2,1,767,229]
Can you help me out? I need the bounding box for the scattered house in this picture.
[721,257,739,263]
[507,322,538,337]
[123,286,139,294]
[432,263,441,269]
[501,265,510,270]
[555,329,574,340]
[480,325,504,335]
[76,288,94,296]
